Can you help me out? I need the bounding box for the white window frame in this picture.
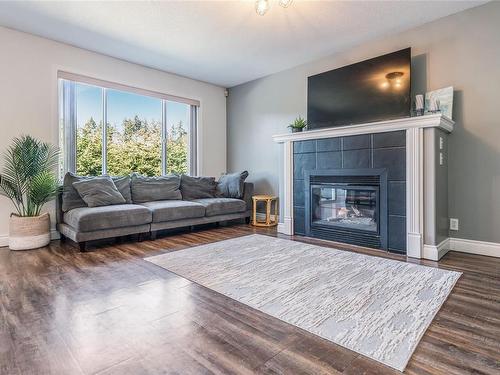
[58,71,199,177]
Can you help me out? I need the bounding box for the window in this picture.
[76,83,103,176]
[106,89,162,176]
[59,73,198,177]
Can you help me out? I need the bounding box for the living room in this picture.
[0,1,499,374]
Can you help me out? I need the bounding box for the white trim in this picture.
[273,114,453,143]
[450,237,500,258]
[278,141,294,235]
[58,71,200,107]
[406,127,424,259]
[423,238,450,261]
[277,218,294,235]
[0,230,60,249]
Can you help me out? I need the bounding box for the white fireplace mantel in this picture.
[273,114,454,260]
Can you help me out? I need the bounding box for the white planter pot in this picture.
[9,212,51,250]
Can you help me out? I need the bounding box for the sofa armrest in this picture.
[55,190,64,225]
[243,182,254,211]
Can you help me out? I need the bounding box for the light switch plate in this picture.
[450,218,459,231]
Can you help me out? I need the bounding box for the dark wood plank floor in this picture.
[0,224,499,375]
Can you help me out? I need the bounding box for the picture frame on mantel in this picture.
[425,86,453,119]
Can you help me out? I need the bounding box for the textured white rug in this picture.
[146,234,461,371]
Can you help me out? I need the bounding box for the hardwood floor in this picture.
[0,224,499,375]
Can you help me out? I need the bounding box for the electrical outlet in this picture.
[450,218,459,231]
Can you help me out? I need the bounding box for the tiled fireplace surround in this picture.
[293,131,407,253]
[273,114,454,260]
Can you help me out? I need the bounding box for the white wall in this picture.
[0,26,227,245]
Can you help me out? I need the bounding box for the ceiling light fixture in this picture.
[255,0,270,16]
[279,0,293,8]
[256,0,293,16]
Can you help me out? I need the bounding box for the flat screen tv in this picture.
[307,48,411,129]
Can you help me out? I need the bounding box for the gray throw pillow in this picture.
[61,172,89,212]
[217,171,249,199]
[72,176,126,207]
[111,175,132,204]
[180,175,217,200]
[130,173,182,203]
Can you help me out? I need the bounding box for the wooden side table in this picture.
[252,195,278,227]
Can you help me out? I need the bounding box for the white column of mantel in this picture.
[277,141,294,235]
[406,127,424,258]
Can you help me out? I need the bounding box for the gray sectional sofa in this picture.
[56,172,253,251]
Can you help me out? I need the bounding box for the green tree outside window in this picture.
[76,116,188,176]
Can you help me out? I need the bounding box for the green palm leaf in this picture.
[0,135,59,217]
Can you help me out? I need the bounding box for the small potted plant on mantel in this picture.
[0,136,59,250]
[288,116,307,133]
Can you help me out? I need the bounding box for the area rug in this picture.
[145,234,461,371]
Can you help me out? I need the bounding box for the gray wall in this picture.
[227,1,500,244]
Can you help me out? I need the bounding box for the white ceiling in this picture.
[0,1,485,87]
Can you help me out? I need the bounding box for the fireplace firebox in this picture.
[305,169,388,249]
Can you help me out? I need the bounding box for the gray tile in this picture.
[293,180,306,207]
[317,151,342,169]
[388,215,406,252]
[373,131,406,149]
[373,148,406,181]
[294,153,316,180]
[294,140,316,154]
[342,134,371,150]
[388,182,406,216]
[342,149,370,169]
[294,207,305,235]
[317,138,341,152]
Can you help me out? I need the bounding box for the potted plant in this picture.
[0,136,59,250]
[288,116,307,133]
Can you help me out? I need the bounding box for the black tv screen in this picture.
[307,48,411,129]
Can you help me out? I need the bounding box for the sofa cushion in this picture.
[72,176,126,207]
[180,175,217,200]
[64,204,152,232]
[131,173,182,203]
[61,172,89,212]
[62,173,132,211]
[112,175,132,203]
[192,198,246,217]
[216,171,249,199]
[140,200,206,223]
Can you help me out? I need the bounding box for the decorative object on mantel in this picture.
[288,116,307,133]
[0,136,59,250]
[415,94,425,116]
[252,195,278,227]
[425,86,453,119]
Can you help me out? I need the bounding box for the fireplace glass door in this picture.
[311,184,378,233]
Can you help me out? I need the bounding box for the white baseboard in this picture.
[1,228,498,259]
[423,238,450,261]
[423,237,500,260]
[277,217,293,235]
[277,223,285,233]
[0,229,60,248]
[449,237,500,258]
